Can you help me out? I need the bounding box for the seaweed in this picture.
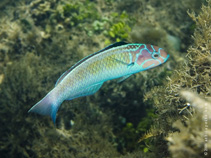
[0,0,209,157]
[0,53,52,157]
[142,0,211,157]
[55,1,99,28]
[104,11,133,44]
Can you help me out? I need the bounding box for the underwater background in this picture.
[0,0,210,157]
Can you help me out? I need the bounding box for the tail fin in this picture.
[28,91,61,124]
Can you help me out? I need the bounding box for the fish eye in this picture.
[152,52,159,59]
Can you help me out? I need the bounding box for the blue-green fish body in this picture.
[29,42,169,123]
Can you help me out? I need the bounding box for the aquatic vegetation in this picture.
[143,1,211,157]
[104,12,133,43]
[117,108,157,152]
[0,53,119,157]
[56,1,99,28]
[107,21,131,42]
[0,0,208,157]
[27,0,134,46]
[127,0,203,53]
[167,91,211,158]
[0,54,51,157]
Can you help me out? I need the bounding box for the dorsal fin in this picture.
[96,41,128,54]
[55,41,128,86]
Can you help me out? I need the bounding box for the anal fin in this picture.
[66,82,104,100]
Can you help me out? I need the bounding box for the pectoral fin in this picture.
[109,57,135,69]
[79,82,104,96]
[117,74,132,83]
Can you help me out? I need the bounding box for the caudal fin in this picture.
[28,91,61,124]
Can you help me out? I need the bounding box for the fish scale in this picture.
[28,41,170,123]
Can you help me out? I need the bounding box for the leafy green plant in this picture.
[115,107,157,153]
[104,12,133,44]
[55,1,99,28]
[108,21,131,42]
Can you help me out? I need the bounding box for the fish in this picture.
[28,42,170,123]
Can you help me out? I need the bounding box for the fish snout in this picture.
[159,49,169,63]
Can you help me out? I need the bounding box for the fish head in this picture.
[137,44,169,70]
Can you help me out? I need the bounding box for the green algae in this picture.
[0,0,208,157]
[57,1,99,28]
[104,11,133,44]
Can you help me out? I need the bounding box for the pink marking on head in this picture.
[142,60,160,68]
[139,44,145,49]
[158,56,164,63]
[130,45,145,62]
[160,49,168,58]
[146,44,153,53]
[136,44,169,68]
[137,49,151,65]
[156,46,168,63]
[152,45,159,52]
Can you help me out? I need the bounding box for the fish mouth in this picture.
[163,54,170,63]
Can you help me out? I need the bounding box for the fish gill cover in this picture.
[0,0,209,158]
